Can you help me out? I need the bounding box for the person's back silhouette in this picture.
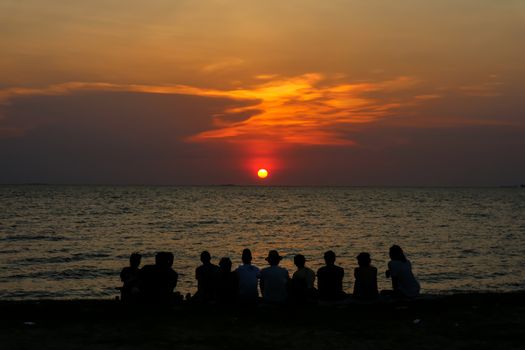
[235,248,260,304]
[158,252,179,303]
[353,252,378,299]
[317,250,346,301]
[291,254,316,302]
[385,245,420,298]
[260,250,289,304]
[120,252,142,302]
[217,257,239,304]
[194,250,220,303]
[139,252,178,304]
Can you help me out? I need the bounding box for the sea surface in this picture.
[1,186,524,299]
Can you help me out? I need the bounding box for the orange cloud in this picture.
[0,82,231,105]
[0,74,420,146]
[188,74,419,146]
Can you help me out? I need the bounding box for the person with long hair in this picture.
[353,252,378,299]
[385,245,420,298]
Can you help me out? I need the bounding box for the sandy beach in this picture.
[2,292,524,350]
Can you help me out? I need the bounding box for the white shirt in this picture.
[236,264,260,299]
[260,265,289,303]
[388,260,420,297]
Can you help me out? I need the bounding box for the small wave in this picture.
[8,268,117,280]
[15,256,74,264]
[464,212,490,218]
[460,249,478,255]
[0,288,115,300]
[13,252,111,265]
[4,234,67,241]
[198,219,219,225]
[71,252,111,259]
[0,249,21,254]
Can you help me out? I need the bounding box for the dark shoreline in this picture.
[2,292,524,349]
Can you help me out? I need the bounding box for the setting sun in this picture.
[257,168,269,179]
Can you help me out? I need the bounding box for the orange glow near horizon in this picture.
[0,76,425,182]
[0,2,521,186]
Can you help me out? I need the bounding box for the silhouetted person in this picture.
[139,252,178,304]
[260,250,289,304]
[353,252,378,299]
[317,250,346,301]
[159,252,179,302]
[120,252,142,302]
[235,248,260,303]
[291,254,316,302]
[193,250,220,303]
[216,257,239,304]
[385,245,420,298]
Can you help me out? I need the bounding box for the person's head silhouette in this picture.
[165,252,174,267]
[389,245,407,262]
[155,252,163,266]
[129,253,141,268]
[242,248,252,264]
[356,252,371,267]
[154,252,170,268]
[219,257,232,273]
[294,254,306,269]
[265,250,282,266]
[201,251,212,264]
[324,250,336,266]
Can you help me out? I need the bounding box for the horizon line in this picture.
[0,183,523,188]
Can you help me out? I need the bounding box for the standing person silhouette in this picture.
[235,248,260,303]
[385,245,420,298]
[260,250,289,304]
[317,250,346,301]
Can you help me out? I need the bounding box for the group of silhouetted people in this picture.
[119,252,179,303]
[119,245,420,305]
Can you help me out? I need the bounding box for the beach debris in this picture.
[413,319,421,325]
[23,321,36,326]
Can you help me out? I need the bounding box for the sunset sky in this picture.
[1,0,524,185]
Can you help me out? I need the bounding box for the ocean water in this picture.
[0,186,524,299]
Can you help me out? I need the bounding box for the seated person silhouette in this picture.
[139,252,178,304]
[353,252,378,299]
[235,248,260,304]
[158,252,179,303]
[291,254,316,302]
[260,250,289,304]
[317,250,346,301]
[120,252,142,302]
[216,257,239,304]
[193,250,221,303]
[384,245,420,298]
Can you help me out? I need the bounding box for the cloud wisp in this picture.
[0,74,421,146]
[189,74,421,146]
